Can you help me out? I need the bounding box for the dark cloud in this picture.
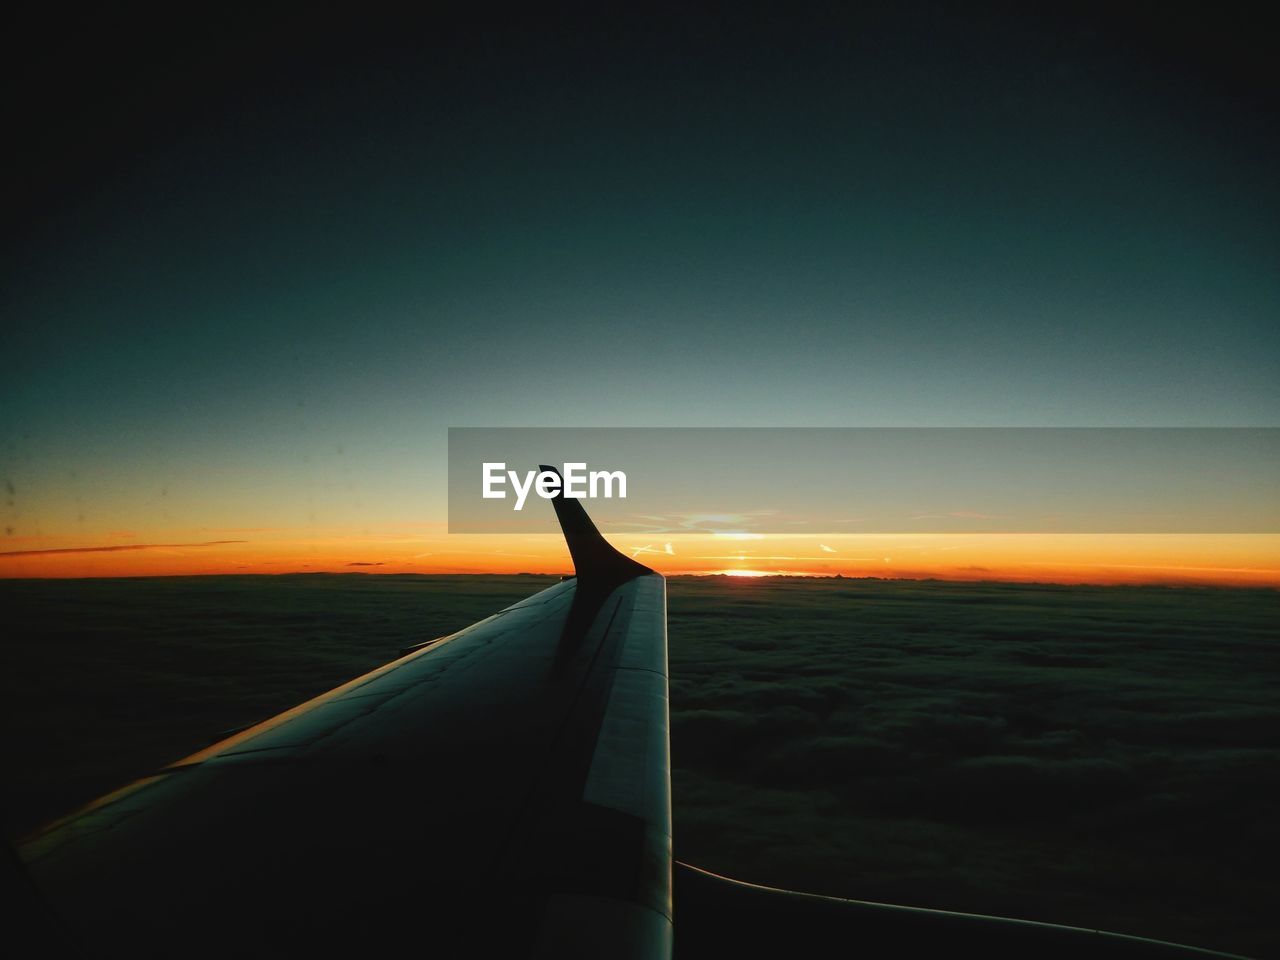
[665,576,1280,957]
[346,562,384,567]
[0,540,246,557]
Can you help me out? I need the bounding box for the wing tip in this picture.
[538,463,654,583]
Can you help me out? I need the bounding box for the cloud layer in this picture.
[0,540,246,557]
[665,576,1279,957]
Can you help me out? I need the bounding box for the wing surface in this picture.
[21,475,671,959]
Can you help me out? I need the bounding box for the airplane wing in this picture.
[20,469,671,958]
[16,469,1247,959]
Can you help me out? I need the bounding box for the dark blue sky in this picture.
[4,4,1277,537]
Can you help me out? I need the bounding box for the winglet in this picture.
[540,464,653,584]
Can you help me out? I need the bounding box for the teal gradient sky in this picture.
[3,6,1277,545]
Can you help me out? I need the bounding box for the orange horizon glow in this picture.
[2,529,1278,588]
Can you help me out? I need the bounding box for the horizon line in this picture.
[1,569,1275,591]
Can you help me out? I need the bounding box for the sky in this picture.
[3,4,1277,582]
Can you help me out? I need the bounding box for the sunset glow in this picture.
[3,528,1277,587]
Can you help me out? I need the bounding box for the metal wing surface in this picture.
[21,474,670,959]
